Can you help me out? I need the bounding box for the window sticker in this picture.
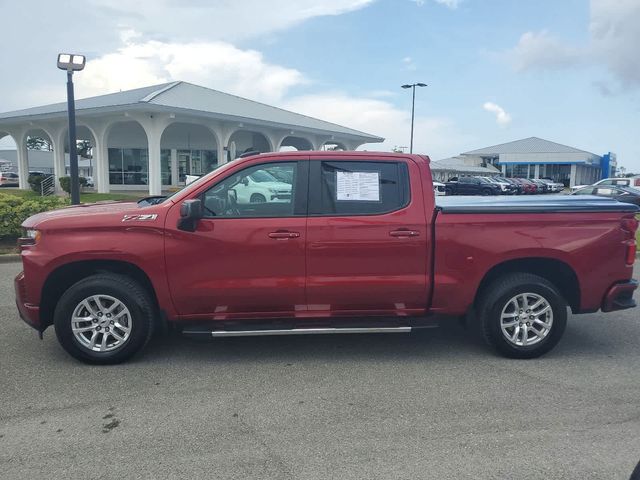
[336,171,380,201]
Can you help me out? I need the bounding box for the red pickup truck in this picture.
[15,152,639,364]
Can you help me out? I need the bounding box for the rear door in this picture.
[304,156,429,317]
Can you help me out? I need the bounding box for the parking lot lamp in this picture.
[57,53,86,205]
[401,83,427,154]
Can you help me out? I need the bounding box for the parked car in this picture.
[531,179,550,193]
[572,185,640,206]
[479,176,517,195]
[571,177,640,193]
[433,181,446,196]
[497,177,525,195]
[233,168,292,203]
[512,178,538,194]
[15,151,638,364]
[445,176,502,196]
[538,178,564,193]
[0,171,19,187]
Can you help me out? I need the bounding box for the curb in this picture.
[0,254,21,264]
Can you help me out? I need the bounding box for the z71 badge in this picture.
[122,214,158,222]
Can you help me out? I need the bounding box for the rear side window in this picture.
[309,160,409,215]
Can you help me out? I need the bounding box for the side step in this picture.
[184,326,417,338]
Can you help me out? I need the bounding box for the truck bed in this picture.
[435,195,639,214]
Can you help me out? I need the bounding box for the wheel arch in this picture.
[474,257,581,313]
[40,260,160,329]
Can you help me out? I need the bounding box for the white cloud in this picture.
[508,31,584,72]
[411,0,461,8]
[284,93,467,158]
[483,102,512,127]
[402,56,417,71]
[508,0,640,91]
[88,0,375,42]
[75,32,305,103]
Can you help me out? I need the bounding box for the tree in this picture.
[26,136,52,151]
[77,140,93,159]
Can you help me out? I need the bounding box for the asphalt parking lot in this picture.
[1,261,640,480]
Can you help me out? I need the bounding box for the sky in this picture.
[0,0,639,171]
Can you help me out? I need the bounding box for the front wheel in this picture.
[477,273,567,359]
[481,189,492,196]
[54,273,155,364]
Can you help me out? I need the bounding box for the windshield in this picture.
[138,164,225,206]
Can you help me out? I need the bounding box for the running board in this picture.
[185,326,416,338]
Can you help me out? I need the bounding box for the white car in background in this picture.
[433,181,446,196]
[234,169,292,203]
[571,177,640,193]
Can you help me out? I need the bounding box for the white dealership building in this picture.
[0,81,383,194]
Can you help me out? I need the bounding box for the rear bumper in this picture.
[601,279,638,312]
[14,271,41,331]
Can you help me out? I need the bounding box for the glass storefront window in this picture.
[161,149,171,186]
[108,148,149,185]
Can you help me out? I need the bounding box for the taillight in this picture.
[625,240,637,265]
[621,216,639,236]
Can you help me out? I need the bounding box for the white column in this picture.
[147,129,162,196]
[16,133,29,190]
[52,138,65,191]
[170,149,178,186]
[534,164,540,179]
[569,164,577,188]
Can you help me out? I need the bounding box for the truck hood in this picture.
[22,201,143,229]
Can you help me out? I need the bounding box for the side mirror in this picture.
[240,177,249,186]
[177,199,203,232]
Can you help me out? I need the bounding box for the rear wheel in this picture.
[251,193,266,203]
[477,273,567,358]
[54,273,155,364]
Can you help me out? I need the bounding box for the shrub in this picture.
[59,176,88,195]
[0,193,70,238]
[28,174,45,194]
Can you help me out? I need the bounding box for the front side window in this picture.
[311,160,409,215]
[202,162,297,218]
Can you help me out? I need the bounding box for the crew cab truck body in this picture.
[15,152,639,364]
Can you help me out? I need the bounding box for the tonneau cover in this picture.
[436,195,640,214]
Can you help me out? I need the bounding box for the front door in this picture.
[164,158,308,319]
[304,157,429,317]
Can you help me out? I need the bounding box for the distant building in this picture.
[439,137,616,187]
[430,156,501,182]
[0,81,383,194]
[0,150,93,178]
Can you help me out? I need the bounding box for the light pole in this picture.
[57,53,86,205]
[401,83,427,154]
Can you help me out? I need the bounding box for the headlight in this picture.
[19,229,41,247]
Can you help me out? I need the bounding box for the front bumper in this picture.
[14,271,41,331]
[601,279,638,312]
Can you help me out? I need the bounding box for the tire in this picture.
[251,193,266,203]
[53,273,155,364]
[477,273,567,359]
[481,189,492,196]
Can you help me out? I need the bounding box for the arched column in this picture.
[128,113,174,196]
[81,120,113,194]
[14,129,30,189]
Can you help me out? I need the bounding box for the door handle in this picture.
[268,231,300,239]
[389,229,420,237]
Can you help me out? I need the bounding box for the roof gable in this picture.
[462,137,597,156]
[0,81,382,141]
